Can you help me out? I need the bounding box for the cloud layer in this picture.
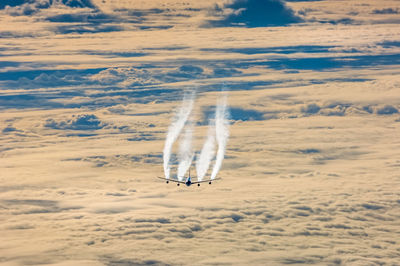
[1,0,400,265]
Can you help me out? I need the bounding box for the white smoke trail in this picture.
[163,91,195,179]
[210,94,230,180]
[195,121,216,181]
[177,123,194,181]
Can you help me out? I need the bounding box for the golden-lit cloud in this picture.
[1,0,400,265]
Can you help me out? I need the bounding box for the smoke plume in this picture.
[177,124,194,181]
[163,89,229,182]
[210,94,230,180]
[195,120,216,181]
[163,91,195,180]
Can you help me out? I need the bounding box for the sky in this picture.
[1,0,400,265]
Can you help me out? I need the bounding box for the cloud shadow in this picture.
[208,0,303,27]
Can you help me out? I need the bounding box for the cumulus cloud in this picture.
[1,0,96,16]
[3,1,49,16]
[57,0,96,9]
[208,0,303,27]
[0,0,96,10]
[0,69,99,91]
[45,114,105,130]
[89,67,158,87]
[89,65,207,87]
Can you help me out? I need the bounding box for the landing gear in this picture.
[177,183,180,186]
[209,181,212,184]
[198,184,200,186]
[166,181,169,184]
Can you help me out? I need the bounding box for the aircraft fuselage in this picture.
[185,177,192,186]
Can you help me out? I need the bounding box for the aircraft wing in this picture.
[157,176,185,184]
[191,178,221,184]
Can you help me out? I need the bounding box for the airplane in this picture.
[158,169,220,187]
